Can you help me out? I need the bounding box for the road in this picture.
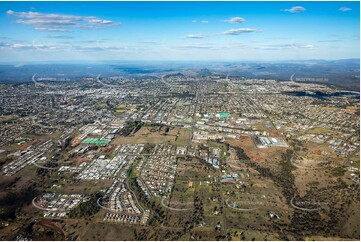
[225,74,235,90]
[290,72,296,82]
[32,197,66,212]
[186,87,198,155]
[160,75,171,87]
[160,197,193,211]
[290,196,321,212]
[96,178,146,215]
[32,161,58,170]
[96,74,119,88]
[32,74,56,88]
[218,159,227,239]
[126,174,145,214]
[290,157,324,171]
[96,197,114,211]
[225,198,259,211]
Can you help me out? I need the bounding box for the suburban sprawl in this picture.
[0,74,359,241]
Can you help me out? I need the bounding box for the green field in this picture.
[218,112,230,118]
[176,118,193,123]
[115,109,126,113]
[307,127,336,134]
[81,138,110,145]
[172,128,191,146]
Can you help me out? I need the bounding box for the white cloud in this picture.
[34,27,71,32]
[77,46,106,51]
[47,35,73,39]
[257,44,293,50]
[223,28,261,35]
[282,6,306,13]
[0,39,127,52]
[175,43,215,50]
[191,20,208,24]
[224,17,246,23]
[0,42,68,51]
[186,34,205,39]
[78,39,107,44]
[298,44,314,49]
[352,35,359,40]
[0,42,11,48]
[6,10,119,32]
[317,39,341,43]
[339,7,352,12]
[256,43,315,50]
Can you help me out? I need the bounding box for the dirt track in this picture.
[37,219,66,240]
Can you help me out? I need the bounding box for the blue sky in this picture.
[0,1,359,63]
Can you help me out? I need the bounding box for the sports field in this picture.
[81,138,110,145]
[218,112,230,118]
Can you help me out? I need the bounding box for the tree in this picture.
[69,193,101,218]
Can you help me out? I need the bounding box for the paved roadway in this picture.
[290,72,296,82]
[32,197,66,212]
[96,74,120,88]
[32,74,56,88]
[186,86,198,155]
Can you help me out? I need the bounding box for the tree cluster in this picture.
[69,193,101,218]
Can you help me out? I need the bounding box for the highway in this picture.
[32,74,56,88]
[96,74,120,88]
[290,72,296,82]
[160,75,172,87]
[186,86,198,155]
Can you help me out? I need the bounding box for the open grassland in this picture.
[112,126,186,145]
[54,180,113,194]
[171,128,191,146]
[164,157,222,234]
[112,126,190,146]
[0,115,18,122]
[307,127,337,135]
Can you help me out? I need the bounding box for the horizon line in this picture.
[0,58,359,65]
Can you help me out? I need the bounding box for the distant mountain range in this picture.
[0,59,359,91]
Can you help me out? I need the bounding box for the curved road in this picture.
[31,117,52,129]
[225,198,259,211]
[96,181,146,215]
[290,157,326,171]
[161,197,193,211]
[32,162,59,170]
[96,74,119,88]
[125,178,145,214]
[32,74,56,88]
[32,197,66,212]
[96,197,121,212]
[160,75,171,87]
[290,72,296,82]
[290,196,321,212]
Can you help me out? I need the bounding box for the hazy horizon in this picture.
[0,58,359,66]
